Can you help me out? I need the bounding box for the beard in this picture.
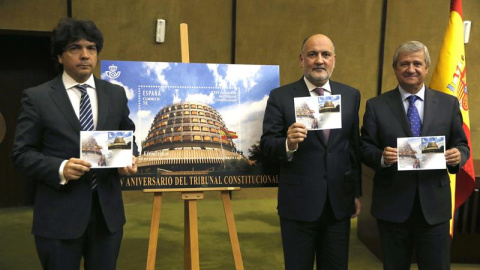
[305,69,331,86]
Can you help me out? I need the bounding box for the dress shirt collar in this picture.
[398,84,425,102]
[304,77,332,95]
[62,71,96,90]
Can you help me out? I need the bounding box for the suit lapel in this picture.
[290,78,311,98]
[421,88,437,135]
[49,76,82,132]
[385,88,412,136]
[95,78,110,130]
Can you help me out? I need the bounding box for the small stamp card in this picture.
[397,136,446,171]
[80,130,133,168]
[294,95,342,130]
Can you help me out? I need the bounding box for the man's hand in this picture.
[287,123,307,150]
[351,197,361,218]
[445,148,461,166]
[63,158,92,180]
[383,146,398,166]
[118,155,138,175]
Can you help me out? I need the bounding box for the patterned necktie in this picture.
[77,84,97,190]
[406,95,422,137]
[313,87,330,142]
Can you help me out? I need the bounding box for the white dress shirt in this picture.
[59,72,98,184]
[398,84,425,122]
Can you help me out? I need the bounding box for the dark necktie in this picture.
[77,84,97,190]
[406,95,422,137]
[313,87,330,142]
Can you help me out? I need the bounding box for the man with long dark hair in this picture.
[12,18,138,270]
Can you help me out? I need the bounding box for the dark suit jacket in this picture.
[261,78,362,222]
[11,75,137,239]
[360,87,469,225]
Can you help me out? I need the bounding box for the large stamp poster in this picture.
[101,61,280,190]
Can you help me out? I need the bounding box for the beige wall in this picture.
[71,0,232,65]
[235,0,383,120]
[0,0,67,31]
[1,0,479,156]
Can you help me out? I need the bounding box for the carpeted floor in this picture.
[0,188,478,269]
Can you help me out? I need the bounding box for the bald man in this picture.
[261,34,362,270]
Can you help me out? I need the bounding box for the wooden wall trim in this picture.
[376,0,388,97]
[67,0,72,17]
[231,0,237,64]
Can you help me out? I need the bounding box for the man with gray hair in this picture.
[360,41,469,269]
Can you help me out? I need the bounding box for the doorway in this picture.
[0,31,57,207]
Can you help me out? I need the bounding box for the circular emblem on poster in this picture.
[0,113,5,144]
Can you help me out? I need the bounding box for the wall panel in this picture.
[72,0,232,67]
[0,0,66,31]
[235,0,383,118]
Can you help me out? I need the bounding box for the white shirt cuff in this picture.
[59,160,68,185]
[380,156,391,168]
[286,139,296,161]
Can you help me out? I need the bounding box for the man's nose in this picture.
[79,48,90,58]
[314,55,324,64]
[406,64,415,72]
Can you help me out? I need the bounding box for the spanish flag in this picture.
[220,128,238,139]
[429,0,475,236]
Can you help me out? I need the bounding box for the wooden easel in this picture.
[144,187,244,270]
[144,24,244,270]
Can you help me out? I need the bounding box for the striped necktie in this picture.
[313,87,330,142]
[77,84,94,131]
[76,84,97,190]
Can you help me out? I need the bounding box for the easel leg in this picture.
[146,192,163,270]
[221,191,244,270]
[184,200,200,270]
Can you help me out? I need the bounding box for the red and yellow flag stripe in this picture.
[429,0,476,236]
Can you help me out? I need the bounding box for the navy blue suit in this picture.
[360,87,469,269]
[261,78,361,269]
[12,75,137,269]
[361,87,468,224]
